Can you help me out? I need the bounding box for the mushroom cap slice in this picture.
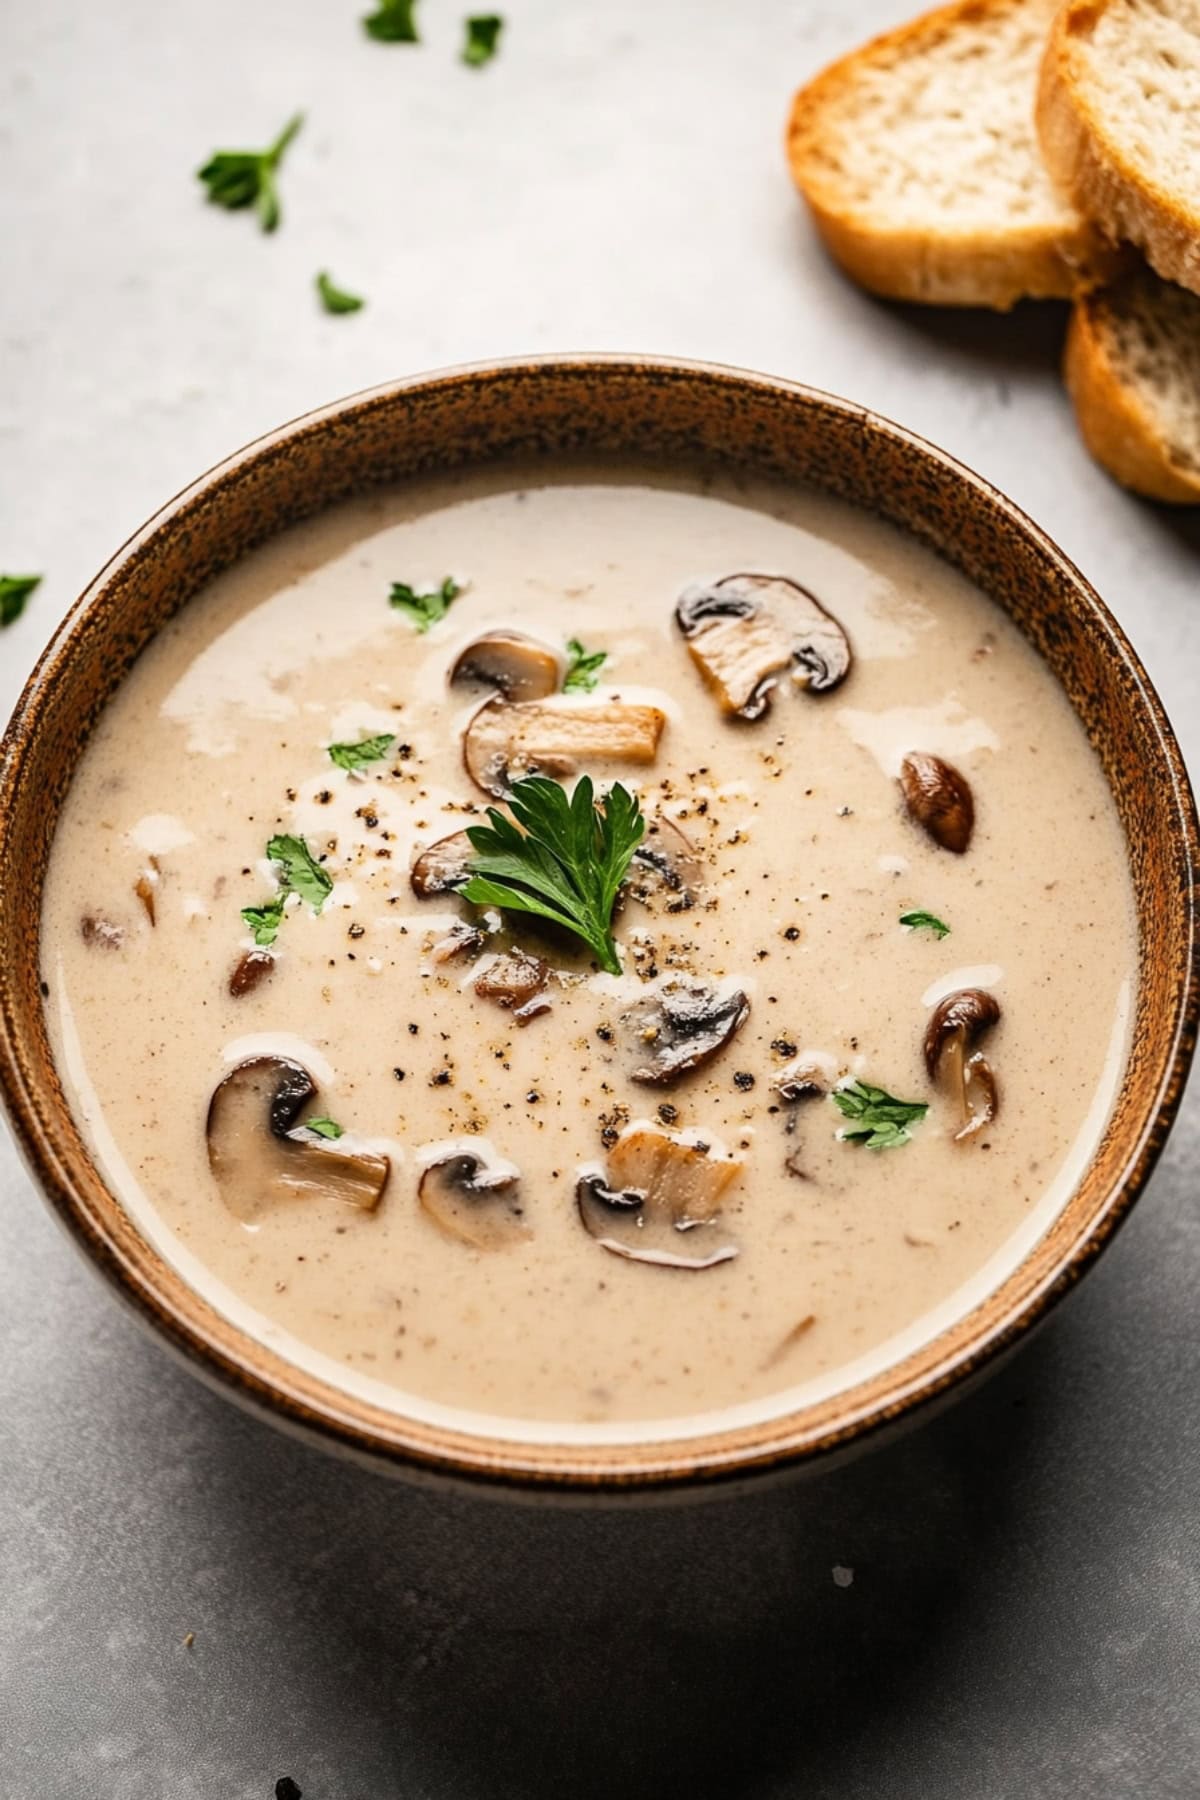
[450,631,561,703]
[229,948,276,997]
[625,979,750,1085]
[474,950,548,1012]
[900,753,975,854]
[410,829,475,898]
[924,988,1002,1142]
[576,1126,741,1269]
[418,1151,530,1249]
[675,573,851,719]
[207,1056,390,1222]
[463,696,665,798]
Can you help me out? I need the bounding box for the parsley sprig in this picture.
[463,14,504,65]
[563,638,607,693]
[316,271,365,315]
[461,775,643,975]
[197,113,304,234]
[363,0,420,41]
[900,910,950,939]
[389,577,461,632]
[833,1080,928,1150]
[328,733,394,771]
[0,574,41,628]
[241,833,333,947]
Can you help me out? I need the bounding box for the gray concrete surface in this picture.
[2,2,1198,1795]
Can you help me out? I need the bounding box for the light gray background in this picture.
[2,3,1198,1796]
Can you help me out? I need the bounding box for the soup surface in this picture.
[42,465,1136,1436]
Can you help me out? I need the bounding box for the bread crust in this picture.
[786,0,1119,311]
[1065,294,1200,504]
[1037,0,1200,298]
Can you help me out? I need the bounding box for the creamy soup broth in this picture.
[42,466,1136,1433]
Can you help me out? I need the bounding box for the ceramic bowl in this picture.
[1,357,1196,1495]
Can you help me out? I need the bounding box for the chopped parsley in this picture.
[266,834,333,912]
[833,1080,928,1150]
[563,637,607,693]
[328,733,394,771]
[461,775,643,975]
[0,573,41,628]
[197,113,304,234]
[241,893,288,948]
[900,910,950,939]
[462,13,504,65]
[363,0,420,40]
[389,576,462,632]
[304,1117,344,1140]
[316,271,365,315]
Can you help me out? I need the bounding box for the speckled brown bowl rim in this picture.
[1,355,1197,1495]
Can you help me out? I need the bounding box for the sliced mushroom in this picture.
[450,631,561,702]
[576,1126,741,1269]
[207,1056,390,1221]
[924,988,1001,1141]
[474,950,549,1018]
[624,979,750,1085]
[80,915,124,951]
[463,696,665,798]
[772,1058,828,1106]
[431,922,487,964]
[229,948,276,997]
[900,753,975,854]
[418,1150,529,1249]
[410,830,474,898]
[626,817,704,913]
[675,573,851,719]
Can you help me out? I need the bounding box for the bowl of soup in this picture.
[0,357,1195,1493]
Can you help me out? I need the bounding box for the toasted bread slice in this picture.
[1038,0,1200,298]
[785,0,1119,310]
[1065,265,1200,503]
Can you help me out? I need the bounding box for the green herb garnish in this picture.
[363,0,420,40]
[266,833,333,912]
[316,271,365,315]
[462,13,503,65]
[388,576,462,632]
[563,638,607,693]
[240,893,289,948]
[461,775,643,975]
[304,1117,344,1140]
[900,910,950,939]
[833,1080,928,1150]
[0,574,41,628]
[328,733,394,771]
[197,112,303,234]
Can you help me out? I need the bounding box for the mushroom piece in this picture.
[675,573,852,719]
[135,857,161,926]
[229,948,276,997]
[576,1126,741,1269]
[899,753,975,854]
[206,1056,390,1222]
[624,979,750,1085]
[463,696,665,798]
[473,950,550,1023]
[626,817,704,913]
[418,1150,529,1249]
[771,1058,828,1138]
[80,915,124,951]
[924,988,1001,1141]
[450,631,561,703]
[410,829,474,898]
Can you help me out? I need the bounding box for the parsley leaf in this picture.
[304,1116,344,1140]
[328,733,394,771]
[363,0,420,40]
[316,271,365,315]
[241,893,288,948]
[461,775,643,975]
[462,13,504,65]
[197,112,303,234]
[833,1079,928,1150]
[563,638,607,693]
[900,910,950,939]
[266,834,333,912]
[389,576,461,632]
[0,573,41,628]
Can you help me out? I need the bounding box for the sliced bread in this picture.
[1038,0,1200,297]
[785,0,1119,310]
[1065,265,1200,502]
